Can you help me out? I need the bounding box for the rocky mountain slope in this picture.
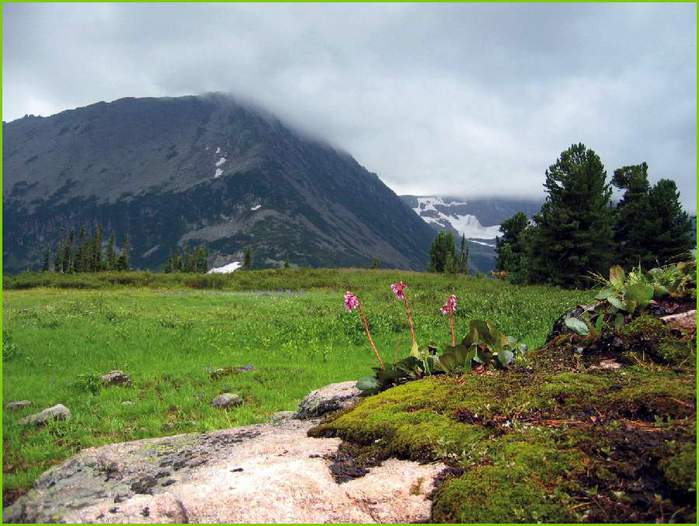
[3,94,436,272]
[401,195,541,272]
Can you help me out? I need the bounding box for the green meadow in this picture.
[2,269,594,502]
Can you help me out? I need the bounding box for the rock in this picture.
[661,310,696,332]
[19,404,71,426]
[6,400,32,411]
[101,370,131,386]
[211,393,242,409]
[3,416,444,523]
[207,365,255,380]
[295,381,361,419]
[270,411,295,425]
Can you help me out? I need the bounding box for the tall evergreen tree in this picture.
[93,224,103,271]
[42,246,51,272]
[243,247,252,270]
[54,240,64,273]
[456,234,469,274]
[495,212,529,272]
[64,230,75,273]
[106,231,116,270]
[428,231,457,273]
[529,143,614,288]
[642,179,693,265]
[116,233,130,271]
[612,163,652,268]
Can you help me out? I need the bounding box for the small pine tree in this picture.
[195,245,208,273]
[54,240,64,273]
[643,179,694,265]
[457,234,469,274]
[283,259,290,269]
[243,247,252,270]
[429,231,457,273]
[93,224,103,271]
[42,246,51,272]
[106,231,116,271]
[116,233,130,271]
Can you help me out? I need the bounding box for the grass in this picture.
[2,269,594,500]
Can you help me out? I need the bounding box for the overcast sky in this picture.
[3,2,696,210]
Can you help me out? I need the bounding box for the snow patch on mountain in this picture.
[208,261,242,274]
[412,197,501,240]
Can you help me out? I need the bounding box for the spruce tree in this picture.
[243,247,252,270]
[495,212,529,272]
[612,163,652,268]
[428,231,457,273]
[106,231,116,270]
[116,233,130,271]
[456,234,469,274]
[93,224,103,271]
[42,246,51,272]
[529,143,614,288]
[642,179,693,265]
[54,241,64,273]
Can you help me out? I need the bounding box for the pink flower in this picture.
[390,281,407,300]
[344,291,359,312]
[440,294,457,315]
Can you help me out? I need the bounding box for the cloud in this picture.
[3,2,696,211]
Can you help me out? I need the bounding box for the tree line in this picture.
[494,143,694,288]
[163,245,209,273]
[44,225,130,273]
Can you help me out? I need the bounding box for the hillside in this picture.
[3,94,436,272]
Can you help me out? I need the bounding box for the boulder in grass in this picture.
[19,404,71,426]
[6,400,32,411]
[212,393,243,409]
[295,381,361,419]
[101,370,131,386]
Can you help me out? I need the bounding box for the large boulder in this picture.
[295,381,361,419]
[4,415,444,523]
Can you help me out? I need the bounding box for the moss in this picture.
[312,360,696,522]
[432,434,585,523]
[621,314,694,366]
[660,441,697,494]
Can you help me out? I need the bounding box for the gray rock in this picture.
[212,393,242,409]
[295,381,361,419]
[6,400,32,411]
[19,404,71,426]
[100,370,131,386]
[3,414,443,524]
[270,411,295,425]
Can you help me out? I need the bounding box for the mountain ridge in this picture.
[3,94,436,272]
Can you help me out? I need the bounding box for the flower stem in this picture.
[403,295,417,347]
[359,303,385,369]
[449,314,456,347]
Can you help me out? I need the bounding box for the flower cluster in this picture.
[390,281,407,300]
[344,291,359,312]
[440,294,457,315]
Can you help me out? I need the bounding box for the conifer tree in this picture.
[529,144,614,288]
[116,233,130,271]
[42,246,51,272]
[456,234,469,274]
[54,240,64,273]
[243,247,252,270]
[642,179,694,265]
[93,224,103,271]
[106,231,116,270]
[428,231,457,273]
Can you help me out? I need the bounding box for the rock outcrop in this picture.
[4,383,444,523]
[18,404,71,426]
[295,380,361,419]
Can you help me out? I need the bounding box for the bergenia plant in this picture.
[390,281,418,351]
[440,294,458,347]
[344,290,385,369]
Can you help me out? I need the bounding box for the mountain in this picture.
[3,94,437,273]
[400,195,542,272]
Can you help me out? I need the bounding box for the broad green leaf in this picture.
[652,284,670,299]
[614,313,625,331]
[626,283,654,309]
[564,317,589,336]
[609,265,625,289]
[607,295,627,311]
[410,340,421,358]
[595,288,615,300]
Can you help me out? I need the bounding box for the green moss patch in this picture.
[311,356,696,522]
